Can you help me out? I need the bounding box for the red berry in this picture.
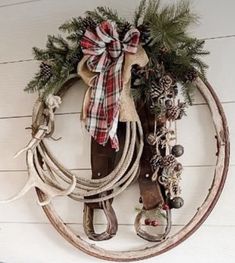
[151,220,159,227]
[163,203,169,210]
[144,218,151,225]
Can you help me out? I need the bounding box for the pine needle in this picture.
[134,0,147,26]
[181,81,196,105]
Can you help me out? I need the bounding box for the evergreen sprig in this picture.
[25,0,209,105]
[181,81,196,105]
[24,33,82,97]
[133,0,209,104]
[139,0,198,49]
[134,0,147,26]
[59,17,89,43]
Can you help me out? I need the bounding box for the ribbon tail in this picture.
[108,111,119,150]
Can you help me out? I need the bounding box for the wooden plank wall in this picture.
[0,0,234,262]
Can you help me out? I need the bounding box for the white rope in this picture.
[0,80,144,206]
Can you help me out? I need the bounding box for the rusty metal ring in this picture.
[37,78,230,261]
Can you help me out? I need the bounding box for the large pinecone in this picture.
[166,102,186,121]
[150,81,165,100]
[159,75,173,91]
[40,62,52,81]
[149,75,173,102]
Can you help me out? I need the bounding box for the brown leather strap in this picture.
[135,102,172,241]
[138,102,165,209]
[138,160,164,210]
[83,137,117,241]
[87,137,116,209]
[83,123,126,241]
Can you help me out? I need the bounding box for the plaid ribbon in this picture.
[80,21,140,150]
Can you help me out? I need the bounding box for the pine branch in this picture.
[25,0,209,102]
[59,17,84,33]
[170,1,198,29]
[134,0,147,26]
[143,0,198,49]
[33,47,50,61]
[97,6,125,24]
[46,35,68,55]
[144,0,160,20]
[66,33,81,43]
[51,35,69,50]
[43,76,68,99]
[85,10,105,23]
[181,81,196,105]
[59,17,89,43]
[24,78,40,93]
[191,57,208,78]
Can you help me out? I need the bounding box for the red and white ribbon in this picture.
[80,20,140,150]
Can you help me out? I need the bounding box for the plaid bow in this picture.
[80,21,140,150]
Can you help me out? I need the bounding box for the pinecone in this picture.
[118,22,132,40]
[184,69,198,82]
[166,102,186,121]
[159,75,173,91]
[40,62,52,81]
[137,24,151,45]
[150,154,177,170]
[150,83,164,100]
[149,76,173,103]
[82,17,97,31]
[159,155,177,168]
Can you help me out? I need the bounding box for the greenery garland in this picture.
[25,0,209,107]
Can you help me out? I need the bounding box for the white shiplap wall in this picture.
[0,0,235,262]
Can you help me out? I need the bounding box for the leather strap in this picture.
[83,123,126,241]
[135,102,172,241]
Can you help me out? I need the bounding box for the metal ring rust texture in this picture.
[36,78,230,261]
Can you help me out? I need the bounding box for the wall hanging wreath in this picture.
[1,0,229,261]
